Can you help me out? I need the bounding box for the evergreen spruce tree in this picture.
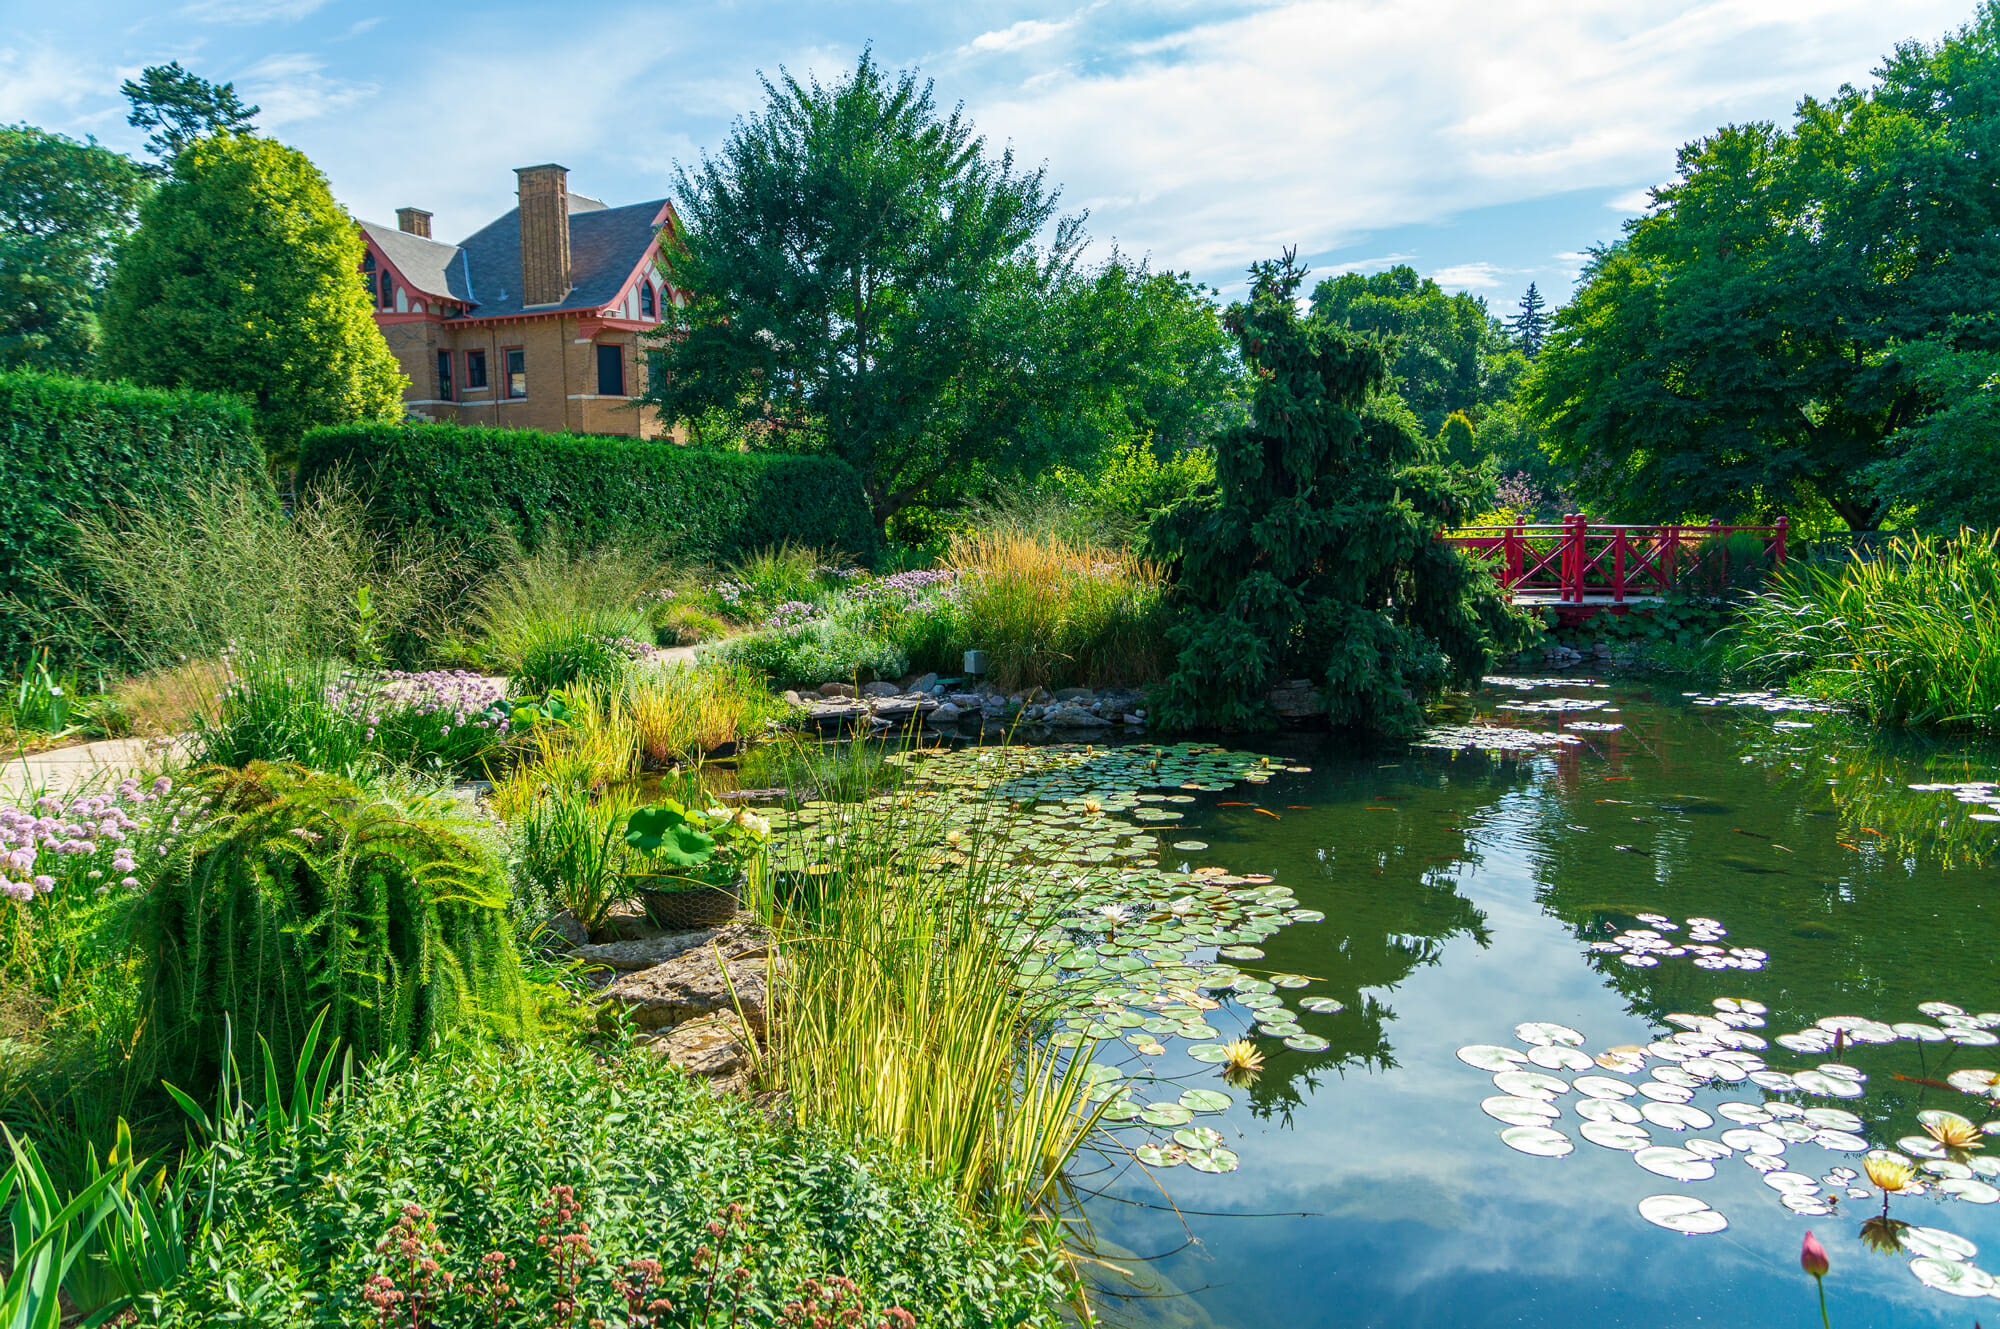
[102,133,404,465]
[1148,252,1528,737]
[1509,282,1549,357]
[1436,410,1478,467]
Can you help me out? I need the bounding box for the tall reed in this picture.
[1735,530,2000,733]
[469,533,659,692]
[755,791,1103,1226]
[947,529,1167,689]
[621,660,788,765]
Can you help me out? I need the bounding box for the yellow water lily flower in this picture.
[1865,1156,1916,1195]
[1221,1039,1265,1074]
[1921,1111,1983,1151]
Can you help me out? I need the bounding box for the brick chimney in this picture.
[395,207,432,238]
[516,163,572,307]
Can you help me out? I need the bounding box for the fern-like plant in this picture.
[132,763,532,1089]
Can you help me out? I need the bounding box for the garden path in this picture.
[1,735,182,798]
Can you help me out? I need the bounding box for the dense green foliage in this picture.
[1736,531,2000,734]
[1523,6,2000,529]
[0,125,148,373]
[1149,254,1528,736]
[1862,334,2000,531]
[646,53,1239,531]
[301,421,878,565]
[0,369,267,667]
[147,1040,1066,1327]
[101,134,404,465]
[133,763,531,1090]
[120,62,259,167]
[1309,264,1526,439]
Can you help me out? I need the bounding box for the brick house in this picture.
[357,164,679,437]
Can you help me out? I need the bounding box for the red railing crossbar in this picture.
[1445,516,1789,603]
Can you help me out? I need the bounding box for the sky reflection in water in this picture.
[1078,678,2000,1329]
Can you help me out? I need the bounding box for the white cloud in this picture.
[0,43,102,122]
[969,0,1971,278]
[237,53,375,126]
[969,18,1074,53]
[1606,186,1657,213]
[178,0,331,22]
[1429,262,1511,290]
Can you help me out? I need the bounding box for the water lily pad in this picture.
[1638,1193,1728,1234]
[1501,1125,1574,1157]
[1172,841,1209,851]
[1494,1069,1569,1100]
[1284,1034,1330,1051]
[1187,1147,1240,1173]
[1572,1075,1639,1100]
[1217,945,1263,960]
[1141,1102,1195,1127]
[1576,1098,1643,1125]
[1515,1021,1585,1048]
[1458,1044,1529,1071]
[1938,1178,2000,1204]
[1636,1146,1716,1181]
[1186,1043,1231,1063]
[1484,1096,1560,1126]
[1579,1120,1651,1151]
[1527,1045,1596,1072]
[1175,1126,1225,1150]
[1641,1103,1713,1132]
[1180,1088,1233,1113]
[1134,1143,1183,1167]
[1903,1226,1979,1261]
[1908,1258,1994,1296]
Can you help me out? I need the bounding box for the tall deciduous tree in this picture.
[1523,6,2000,529]
[1309,265,1522,436]
[1148,253,1527,737]
[0,124,147,372]
[1508,283,1549,358]
[645,52,1107,531]
[101,134,404,464]
[121,62,259,168]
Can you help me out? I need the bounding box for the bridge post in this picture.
[1774,515,1789,569]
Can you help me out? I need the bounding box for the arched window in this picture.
[639,282,656,318]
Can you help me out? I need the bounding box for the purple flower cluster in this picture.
[328,670,508,743]
[1,776,199,904]
[604,636,672,665]
[710,580,754,612]
[818,565,868,582]
[765,600,822,631]
[848,569,960,602]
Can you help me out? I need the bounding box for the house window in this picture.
[640,283,655,318]
[465,349,487,390]
[436,349,453,402]
[505,347,526,398]
[379,276,395,310]
[596,343,625,396]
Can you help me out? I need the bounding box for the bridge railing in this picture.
[1445,516,1789,603]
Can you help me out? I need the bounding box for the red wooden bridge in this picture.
[1444,516,1789,623]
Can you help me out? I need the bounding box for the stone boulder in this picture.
[860,681,901,698]
[576,928,715,972]
[818,682,856,698]
[1045,704,1112,728]
[600,922,780,1033]
[639,1010,755,1094]
[1268,679,1326,720]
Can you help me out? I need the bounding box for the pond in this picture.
[1026,677,2000,1328]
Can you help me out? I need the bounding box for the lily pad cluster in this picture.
[763,742,1346,1175]
[1458,989,2000,1303]
[1585,912,1768,971]
[1907,780,2000,824]
[1417,726,1584,754]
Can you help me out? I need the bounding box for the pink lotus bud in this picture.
[1800,1230,1829,1278]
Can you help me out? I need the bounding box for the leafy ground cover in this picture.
[145,1040,1068,1328]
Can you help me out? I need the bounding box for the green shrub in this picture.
[146,1041,1067,1328]
[0,370,267,668]
[299,421,878,567]
[1734,530,2000,734]
[709,604,909,691]
[133,763,532,1089]
[467,534,660,693]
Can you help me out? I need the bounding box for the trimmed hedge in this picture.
[300,422,877,564]
[0,370,268,667]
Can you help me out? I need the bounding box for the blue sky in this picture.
[0,0,1976,312]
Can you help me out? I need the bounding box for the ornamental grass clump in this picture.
[946,528,1167,690]
[132,762,533,1090]
[469,535,661,694]
[1736,530,2000,734]
[758,795,1103,1226]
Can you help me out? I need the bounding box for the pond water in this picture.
[1047,677,2000,1329]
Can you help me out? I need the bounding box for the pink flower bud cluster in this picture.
[1,776,201,904]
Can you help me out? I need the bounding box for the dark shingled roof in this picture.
[453,198,667,318]
[360,222,470,302]
[358,193,664,318]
